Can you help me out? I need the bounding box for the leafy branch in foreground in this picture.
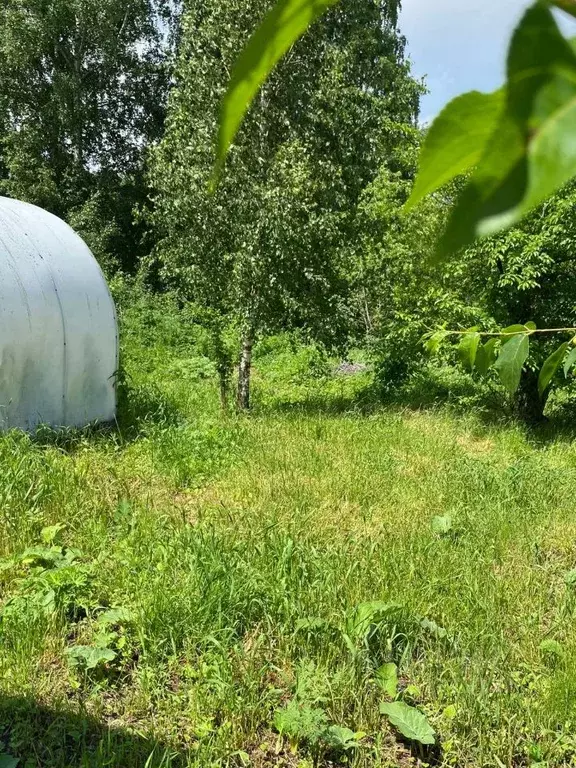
[406,0,576,255]
[424,325,576,398]
[216,0,576,235]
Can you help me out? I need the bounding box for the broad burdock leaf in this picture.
[379,701,435,745]
[420,617,447,639]
[475,338,498,376]
[214,0,338,182]
[564,346,576,377]
[97,607,133,625]
[324,725,364,749]
[405,89,504,211]
[40,524,64,544]
[376,662,398,698]
[65,645,116,670]
[457,331,481,372]
[494,333,529,394]
[346,601,403,641]
[538,342,569,397]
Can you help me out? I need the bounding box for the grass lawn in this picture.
[2,325,576,767]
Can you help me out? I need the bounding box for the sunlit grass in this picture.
[3,326,576,766]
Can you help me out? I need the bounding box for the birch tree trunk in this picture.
[236,331,254,410]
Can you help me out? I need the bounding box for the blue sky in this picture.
[399,0,576,122]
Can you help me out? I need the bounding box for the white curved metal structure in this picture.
[0,196,117,430]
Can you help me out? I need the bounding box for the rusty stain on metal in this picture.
[0,196,118,430]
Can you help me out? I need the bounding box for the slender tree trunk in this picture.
[218,366,230,412]
[515,367,547,423]
[211,326,231,413]
[237,331,254,411]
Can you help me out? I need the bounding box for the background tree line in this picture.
[1,0,576,419]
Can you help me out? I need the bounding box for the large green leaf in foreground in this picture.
[553,0,576,17]
[405,90,504,211]
[494,333,530,394]
[408,2,576,255]
[213,0,338,182]
[538,342,570,397]
[564,346,576,377]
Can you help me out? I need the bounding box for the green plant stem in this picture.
[443,328,576,337]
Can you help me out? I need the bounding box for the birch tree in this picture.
[150,0,420,409]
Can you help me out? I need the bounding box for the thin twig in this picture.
[442,328,576,337]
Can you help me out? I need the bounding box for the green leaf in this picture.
[294,617,330,632]
[431,515,452,535]
[475,338,498,376]
[564,346,576,377]
[420,617,447,639]
[0,756,19,768]
[346,601,403,641]
[214,0,338,182]
[405,89,504,211]
[540,638,565,660]
[379,701,435,745]
[457,331,481,372]
[376,662,398,698]
[230,751,250,767]
[553,0,576,17]
[324,725,363,749]
[40,524,64,544]
[65,645,116,670]
[443,704,457,720]
[500,324,530,343]
[494,333,529,394]
[97,607,133,626]
[538,342,569,397]
[564,568,576,586]
[422,330,448,355]
[437,4,576,254]
[20,545,65,567]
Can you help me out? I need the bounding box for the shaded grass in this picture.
[3,328,576,766]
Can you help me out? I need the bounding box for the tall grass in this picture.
[2,293,576,766]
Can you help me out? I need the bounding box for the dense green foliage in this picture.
[414,182,576,421]
[149,0,420,407]
[217,0,576,418]
[0,0,179,272]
